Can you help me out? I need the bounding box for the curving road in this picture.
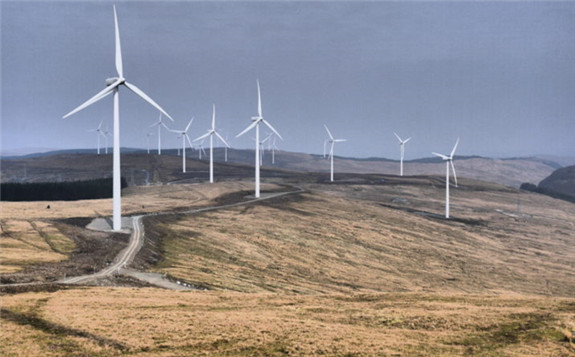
[58,187,304,288]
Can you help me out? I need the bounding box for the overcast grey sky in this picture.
[2,0,574,159]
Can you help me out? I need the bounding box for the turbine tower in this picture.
[168,118,195,173]
[236,80,282,198]
[194,105,230,183]
[394,132,411,176]
[432,138,459,219]
[150,113,169,155]
[324,124,346,182]
[63,6,173,231]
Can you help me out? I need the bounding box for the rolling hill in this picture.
[1,149,569,188]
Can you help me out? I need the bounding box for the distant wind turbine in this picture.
[194,105,230,183]
[236,80,282,198]
[270,136,280,165]
[224,133,230,162]
[324,124,346,182]
[394,132,411,176]
[146,132,154,154]
[197,139,207,160]
[103,125,110,154]
[88,120,105,155]
[432,138,459,219]
[168,118,195,173]
[63,6,173,231]
[150,113,170,155]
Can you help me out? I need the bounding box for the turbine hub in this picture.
[105,77,125,86]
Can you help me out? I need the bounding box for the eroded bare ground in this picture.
[0,218,129,286]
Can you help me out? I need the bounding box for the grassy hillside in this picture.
[141,176,575,297]
[1,174,574,356]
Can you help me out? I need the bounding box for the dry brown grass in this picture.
[0,181,278,274]
[1,287,574,356]
[0,220,74,274]
[0,181,278,221]
[147,179,575,296]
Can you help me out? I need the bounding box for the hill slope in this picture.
[142,175,575,297]
[538,165,575,200]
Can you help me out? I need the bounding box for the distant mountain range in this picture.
[1,148,574,189]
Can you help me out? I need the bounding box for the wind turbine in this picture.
[168,118,194,173]
[236,80,282,198]
[88,120,105,155]
[270,136,280,165]
[145,132,154,154]
[197,139,207,160]
[394,132,411,176]
[259,132,273,166]
[102,125,110,154]
[324,124,346,182]
[224,133,230,162]
[63,6,173,231]
[150,113,170,155]
[194,105,230,183]
[432,138,459,219]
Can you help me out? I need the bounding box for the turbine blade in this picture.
[450,160,458,187]
[432,152,449,160]
[256,79,262,118]
[236,120,258,138]
[185,117,194,132]
[215,131,231,148]
[193,131,211,142]
[450,137,460,158]
[394,132,402,142]
[185,134,194,149]
[324,124,334,140]
[262,119,282,140]
[63,82,118,118]
[113,5,123,78]
[330,142,334,158]
[404,137,411,143]
[334,139,347,142]
[123,81,174,121]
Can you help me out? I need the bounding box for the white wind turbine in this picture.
[324,124,346,182]
[197,139,207,160]
[432,138,459,219]
[259,132,273,166]
[224,133,230,162]
[88,120,105,155]
[236,80,282,198]
[168,118,195,173]
[194,105,230,183]
[394,132,411,176]
[150,113,170,155]
[270,136,280,165]
[63,6,173,231]
[102,125,110,154]
[146,132,154,154]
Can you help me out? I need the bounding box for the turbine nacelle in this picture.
[105,77,124,86]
